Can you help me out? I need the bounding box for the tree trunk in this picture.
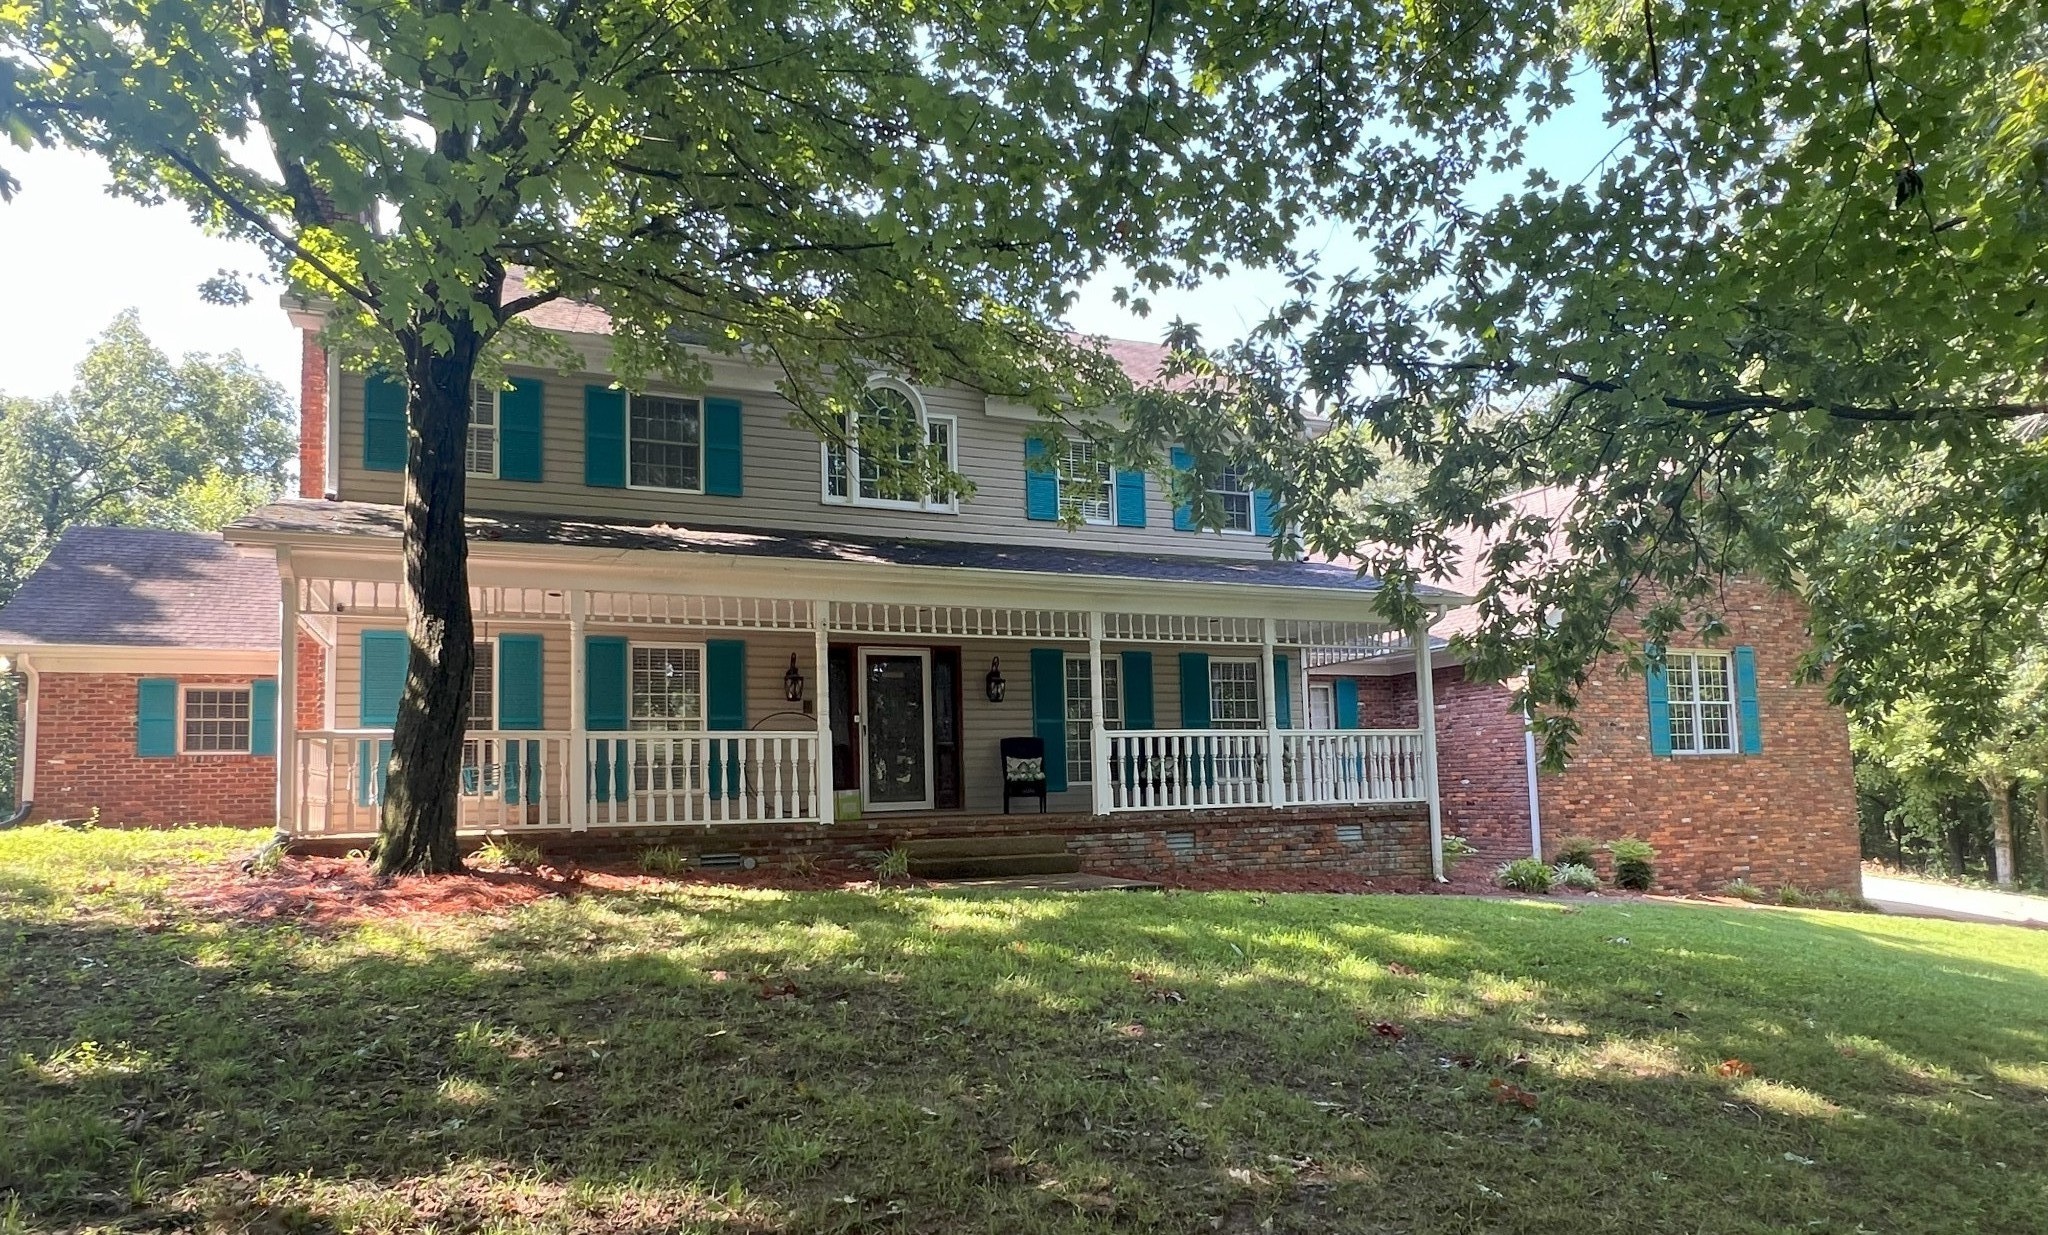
[373,316,485,877]
[2034,784,2048,891]
[1984,774,2015,887]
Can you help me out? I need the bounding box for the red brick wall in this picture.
[299,330,328,499]
[1355,676,1416,728]
[1432,666,1535,860]
[31,673,276,827]
[1535,579,1860,894]
[296,632,326,730]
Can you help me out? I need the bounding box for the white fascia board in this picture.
[0,645,279,674]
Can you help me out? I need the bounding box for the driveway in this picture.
[1863,874,2048,928]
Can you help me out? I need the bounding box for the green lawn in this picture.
[4,827,2046,1234]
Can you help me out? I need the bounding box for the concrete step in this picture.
[909,851,1083,879]
[902,834,1068,860]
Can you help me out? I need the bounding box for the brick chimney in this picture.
[297,328,327,498]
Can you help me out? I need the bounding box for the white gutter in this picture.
[18,656,37,807]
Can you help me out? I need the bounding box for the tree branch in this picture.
[158,147,379,311]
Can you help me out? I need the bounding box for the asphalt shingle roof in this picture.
[229,499,1434,597]
[0,526,279,650]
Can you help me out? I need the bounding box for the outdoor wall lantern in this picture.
[784,653,806,702]
[984,657,1007,703]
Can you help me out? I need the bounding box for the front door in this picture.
[860,647,934,812]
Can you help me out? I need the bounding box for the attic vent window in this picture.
[1163,831,1197,859]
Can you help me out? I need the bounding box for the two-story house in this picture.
[168,292,1455,877]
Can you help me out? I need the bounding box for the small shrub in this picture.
[473,835,543,868]
[1722,879,1767,903]
[637,845,692,876]
[873,846,912,883]
[1552,835,1600,868]
[1813,888,1877,913]
[1496,857,1555,893]
[1442,834,1477,872]
[1608,837,1656,891]
[1775,884,1810,907]
[1554,862,1599,891]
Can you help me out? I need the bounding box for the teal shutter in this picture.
[1114,469,1147,527]
[705,639,747,799]
[704,396,744,496]
[1645,647,1673,756]
[1178,652,1211,727]
[1170,446,1196,530]
[1029,647,1068,791]
[1733,645,1762,755]
[1253,490,1278,537]
[363,372,407,472]
[499,377,545,482]
[136,678,178,757]
[497,635,544,729]
[1024,439,1058,521]
[1334,678,1360,729]
[357,630,408,806]
[585,635,630,802]
[584,386,626,488]
[1120,651,1154,730]
[249,678,278,756]
[1273,655,1291,729]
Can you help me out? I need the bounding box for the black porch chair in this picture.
[1000,736,1049,814]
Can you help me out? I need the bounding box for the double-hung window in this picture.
[467,381,499,478]
[1208,659,1263,728]
[629,643,705,793]
[1063,656,1123,784]
[182,687,252,753]
[460,640,498,795]
[1210,468,1254,533]
[823,380,957,511]
[629,394,704,492]
[1665,650,1737,754]
[1059,440,1113,524]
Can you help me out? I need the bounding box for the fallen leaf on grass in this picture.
[1488,1078,1539,1110]
[1386,961,1418,976]
[1367,1020,1406,1041]
[1118,1023,1147,1039]
[1146,987,1186,1004]
[756,980,802,1001]
[1715,1058,1756,1078]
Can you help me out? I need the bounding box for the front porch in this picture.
[264,542,1451,873]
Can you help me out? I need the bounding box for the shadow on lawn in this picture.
[3,875,2046,1234]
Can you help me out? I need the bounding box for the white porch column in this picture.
[276,563,298,834]
[1413,617,1444,880]
[568,590,588,831]
[813,597,833,824]
[1260,617,1281,808]
[1087,610,1109,814]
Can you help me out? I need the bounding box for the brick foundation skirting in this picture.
[293,805,1434,879]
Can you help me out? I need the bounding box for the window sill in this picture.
[822,494,960,515]
[627,481,706,496]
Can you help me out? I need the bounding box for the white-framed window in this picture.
[628,394,704,492]
[467,381,499,478]
[181,685,252,753]
[1063,656,1123,784]
[1211,468,1254,533]
[1059,440,1113,524]
[461,639,497,796]
[1208,658,1262,728]
[631,643,705,729]
[822,379,958,512]
[1666,650,1737,754]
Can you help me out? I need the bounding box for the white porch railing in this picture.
[1106,729,1272,810]
[291,729,820,835]
[1103,727,1426,813]
[585,732,820,827]
[294,729,575,835]
[1278,729,1427,805]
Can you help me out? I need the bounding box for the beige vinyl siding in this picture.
[334,367,1276,560]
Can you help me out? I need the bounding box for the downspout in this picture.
[1523,717,1543,861]
[3,656,37,828]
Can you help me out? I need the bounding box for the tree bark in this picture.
[1984,774,2015,887]
[372,315,484,877]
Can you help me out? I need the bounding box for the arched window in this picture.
[821,377,958,511]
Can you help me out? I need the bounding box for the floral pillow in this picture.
[1004,755,1045,782]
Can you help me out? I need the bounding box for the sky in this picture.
[0,87,1614,401]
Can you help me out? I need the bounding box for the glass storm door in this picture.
[859,648,934,811]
